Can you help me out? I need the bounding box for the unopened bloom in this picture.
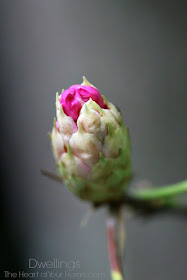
[50,77,132,203]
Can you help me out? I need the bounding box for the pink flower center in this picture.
[60,85,107,121]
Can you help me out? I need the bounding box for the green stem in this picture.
[131,180,187,201]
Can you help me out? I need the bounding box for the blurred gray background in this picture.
[1,1,186,279]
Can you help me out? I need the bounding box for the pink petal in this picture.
[60,84,107,121]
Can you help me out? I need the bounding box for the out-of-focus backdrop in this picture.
[1,1,186,279]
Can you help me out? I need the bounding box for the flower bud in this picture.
[50,77,132,203]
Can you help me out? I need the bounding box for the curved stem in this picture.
[131,180,187,201]
[106,209,125,280]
